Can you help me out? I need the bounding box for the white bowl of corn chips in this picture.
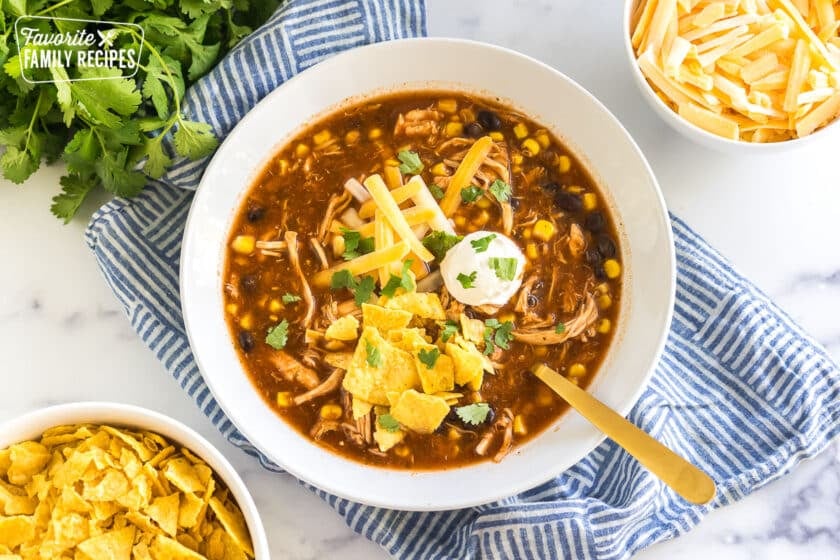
[0,402,269,559]
[625,0,840,149]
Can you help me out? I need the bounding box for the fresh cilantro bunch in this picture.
[0,0,279,222]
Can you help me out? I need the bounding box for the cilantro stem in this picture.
[35,0,76,16]
[23,89,44,155]
[129,29,181,116]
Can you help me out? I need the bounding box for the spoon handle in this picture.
[532,364,716,505]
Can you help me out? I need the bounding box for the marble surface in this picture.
[1,0,839,558]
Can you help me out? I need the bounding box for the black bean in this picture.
[240,274,258,293]
[464,307,478,320]
[554,192,582,212]
[526,294,538,307]
[238,330,255,353]
[585,249,601,267]
[510,197,521,210]
[465,122,484,138]
[541,181,561,193]
[594,263,607,280]
[476,110,502,131]
[247,205,265,222]
[596,235,616,258]
[584,212,605,232]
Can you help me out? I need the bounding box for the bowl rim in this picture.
[181,36,676,510]
[0,401,270,558]
[621,0,840,150]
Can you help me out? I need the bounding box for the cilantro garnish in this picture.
[354,276,377,306]
[483,319,514,355]
[265,319,289,350]
[455,403,491,426]
[330,271,376,305]
[429,184,446,200]
[282,293,301,304]
[418,347,440,369]
[457,271,477,289]
[470,234,496,253]
[422,231,464,261]
[397,150,424,174]
[340,227,375,260]
[489,179,512,202]
[441,320,459,342]
[555,323,566,334]
[381,260,415,298]
[489,257,518,281]
[460,185,483,203]
[377,413,401,433]
[365,339,383,368]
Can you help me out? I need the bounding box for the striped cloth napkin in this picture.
[85,1,840,558]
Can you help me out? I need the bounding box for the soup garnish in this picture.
[223,92,622,468]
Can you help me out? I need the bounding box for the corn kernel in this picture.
[447,427,461,441]
[569,363,587,378]
[566,185,584,194]
[533,345,548,357]
[526,243,538,260]
[437,99,458,113]
[489,131,504,142]
[239,314,253,330]
[513,415,527,435]
[225,303,238,315]
[268,299,282,313]
[231,235,255,255]
[277,159,289,174]
[345,130,360,145]
[320,403,343,420]
[276,392,293,408]
[332,235,346,258]
[444,122,464,137]
[597,294,612,310]
[476,196,491,209]
[313,130,331,146]
[522,227,532,240]
[537,386,553,406]
[499,312,515,324]
[394,445,410,458]
[454,215,467,227]
[532,219,555,241]
[603,259,621,279]
[558,155,572,173]
[597,318,612,334]
[512,122,529,139]
[511,166,522,174]
[324,339,346,351]
[582,193,598,211]
[535,131,551,149]
[474,210,490,227]
[368,128,382,140]
[521,138,540,156]
[295,143,310,157]
[431,162,449,176]
[596,282,610,295]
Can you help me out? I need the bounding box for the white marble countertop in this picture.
[2,1,840,558]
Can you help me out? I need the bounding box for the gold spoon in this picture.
[531,364,716,504]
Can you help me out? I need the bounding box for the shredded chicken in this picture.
[475,408,514,461]
[513,294,599,345]
[310,420,341,440]
[285,231,316,328]
[344,178,370,202]
[416,270,443,293]
[439,287,465,322]
[474,304,501,316]
[568,223,586,258]
[394,108,443,138]
[341,423,366,447]
[317,191,352,243]
[293,368,344,405]
[356,412,373,445]
[309,238,329,270]
[270,350,320,389]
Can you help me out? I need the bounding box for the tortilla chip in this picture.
[351,396,373,420]
[150,534,206,559]
[207,497,254,557]
[0,450,10,478]
[387,328,431,352]
[389,390,450,434]
[342,327,420,405]
[147,494,180,537]
[102,427,154,462]
[324,315,360,341]
[446,343,485,390]
[178,493,204,529]
[0,516,35,548]
[384,292,446,320]
[373,425,405,452]
[163,459,205,494]
[323,352,354,370]
[83,469,130,502]
[413,345,455,395]
[0,480,37,515]
[361,303,412,332]
[6,442,50,485]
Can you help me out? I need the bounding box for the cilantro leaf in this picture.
[341,227,375,260]
[365,339,383,367]
[354,275,377,306]
[460,185,482,203]
[0,145,38,184]
[555,323,566,334]
[377,413,400,433]
[329,270,375,305]
[441,320,459,342]
[457,271,477,289]
[265,319,289,350]
[282,293,301,304]
[422,231,463,261]
[381,260,415,298]
[71,67,142,128]
[470,234,496,253]
[418,347,440,369]
[455,403,491,426]
[173,118,219,159]
[489,257,518,281]
[397,150,423,174]
[50,174,95,224]
[95,149,146,197]
[483,319,514,355]
[429,184,445,200]
[330,269,355,291]
[489,179,512,202]
[142,54,184,120]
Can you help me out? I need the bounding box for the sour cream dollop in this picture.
[440,231,526,307]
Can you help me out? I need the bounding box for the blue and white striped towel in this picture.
[85,1,840,558]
